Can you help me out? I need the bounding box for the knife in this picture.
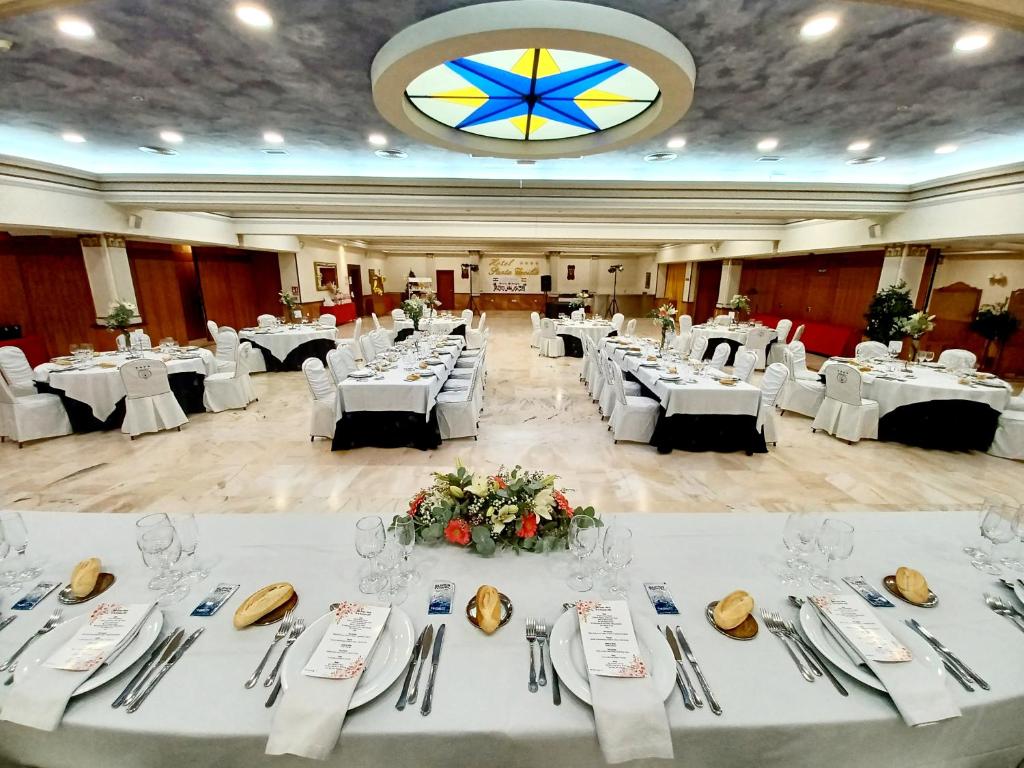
[119,628,183,709]
[406,624,433,705]
[674,626,722,716]
[663,627,698,710]
[396,627,426,710]
[0,616,15,633]
[905,619,989,691]
[126,628,204,713]
[420,622,445,716]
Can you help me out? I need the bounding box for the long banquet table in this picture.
[0,510,1022,768]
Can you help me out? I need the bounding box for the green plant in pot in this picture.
[970,300,1019,370]
[865,281,914,344]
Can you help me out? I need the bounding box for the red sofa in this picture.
[753,315,861,358]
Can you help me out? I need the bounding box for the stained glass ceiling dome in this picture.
[405,48,660,141]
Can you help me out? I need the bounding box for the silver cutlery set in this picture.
[395,623,445,716]
[114,627,204,713]
[657,624,723,715]
[244,610,308,708]
[1,607,62,685]
[525,618,553,700]
[986,582,1024,634]
[904,619,989,692]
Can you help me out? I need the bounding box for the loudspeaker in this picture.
[868,223,882,239]
[127,213,143,230]
[540,275,551,292]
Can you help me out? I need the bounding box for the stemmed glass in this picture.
[999,508,1024,571]
[2,512,42,579]
[782,512,820,571]
[567,516,600,592]
[603,525,633,596]
[393,516,420,586]
[962,501,993,558]
[809,519,855,593]
[971,504,1018,574]
[355,516,387,594]
[376,535,409,606]
[0,524,20,591]
[136,519,189,605]
[174,513,210,581]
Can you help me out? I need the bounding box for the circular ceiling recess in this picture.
[371,0,696,160]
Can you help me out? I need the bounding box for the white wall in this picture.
[293,240,342,302]
[931,254,1024,306]
[278,253,299,297]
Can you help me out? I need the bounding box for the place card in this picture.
[44,602,154,672]
[302,602,391,680]
[809,595,911,663]
[577,600,648,678]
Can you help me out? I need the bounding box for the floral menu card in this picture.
[810,595,912,663]
[577,600,648,678]
[44,602,154,672]
[302,602,391,680]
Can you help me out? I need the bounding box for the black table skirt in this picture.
[879,400,1000,451]
[395,324,466,345]
[37,371,207,433]
[332,408,442,451]
[558,334,584,358]
[249,338,335,372]
[703,337,742,366]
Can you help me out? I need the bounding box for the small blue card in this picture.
[644,582,680,615]
[428,581,454,614]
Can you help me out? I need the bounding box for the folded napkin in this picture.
[1,665,94,731]
[266,665,365,759]
[862,650,960,727]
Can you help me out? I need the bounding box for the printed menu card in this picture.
[44,602,155,672]
[810,595,912,663]
[577,600,648,678]
[302,602,391,680]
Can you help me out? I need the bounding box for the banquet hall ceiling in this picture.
[0,0,1023,184]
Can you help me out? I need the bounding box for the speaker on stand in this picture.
[605,264,624,318]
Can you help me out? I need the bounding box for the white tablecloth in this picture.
[239,327,337,364]
[555,321,616,345]
[337,339,463,416]
[0,510,1022,768]
[393,318,465,335]
[33,350,216,421]
[690,325,770,346]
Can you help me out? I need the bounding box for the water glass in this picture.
[393,516,420,586]
[971,504,1018,574]
[2,512,41,579]
[567,516,599,592]
[376,536,408,606]
[0,525,20,591]
[138,524,189,605]
[175,513,210,581]
[603,525,633,595]
[782,512,820,571]
[810,519,855,592]
[355,516,387,594]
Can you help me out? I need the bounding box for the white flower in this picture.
[468,475,489,497]
[491,504,518,534]
[533,489,555,520]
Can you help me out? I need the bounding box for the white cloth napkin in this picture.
[863,653,960,727]
[265,671,364,760]
[1,666,94,731]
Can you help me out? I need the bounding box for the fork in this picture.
[265,618,304,687]
[525,618,538,693]
[535,620,548,687]
[245,610,293,689]
[984,594,1024,634]
[1,607,62,680]
[761,609,814,682]
[779,616,822,677]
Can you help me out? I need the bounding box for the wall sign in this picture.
[566,264,575,281]
[491,276,528,293]
[487,258,540,276]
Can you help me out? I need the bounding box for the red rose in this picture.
[409,492,426,516]
[518,512,538,539]
[444,519,471,546]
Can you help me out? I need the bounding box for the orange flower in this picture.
[493,475,507,489]
[444,519,471,546]
[553,490,572,516]
[409,491,426,516]
[518,512,538,539]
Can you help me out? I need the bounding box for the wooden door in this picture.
[128,242,206,343]
[664,263,685,308]
[193,248,281,330]
[347,264,363,316]
[925,281,982,358]
[435,270,455,310]
[694,261,722,322]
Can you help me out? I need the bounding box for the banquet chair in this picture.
[203,342,257,413]
[988,407,1024,461]
[611,313,624,333]
[326,347,357,384]
[0,347,38,397]
[530,311,542,349]
[757,363,789,446]
[116,330,152,352]
[733,350,757,383]
[855,340,889,361]
[625,318,637,337]
[671,331,692,357]
[437,364,481,441]
[359,335,377,363]
[119,359,188,439]
[690,334,709,362]
[590,353,606,402]
[335,317,363,360]
[713,315,732,327]
[317,314,337,328]
[581,336,597,384]
[608,366,659,444]
[391,309,407,322]
[777,346,826,418]
[461,309,474,328]
[678,314,693,333]
[213,329,239,374]
[788,341,820,381]
[570,309,584,321]
[449,347,482,378]
[370,329,392,358]
[371,312,383,331]
[206,320,220,342]
[776,319,793,345]
[767,319,793,365]
[599,357,640,419]
[0,372,72,447]
[739,326,776,370]
[466,312,488,349]
[811,363,879,443]
[257,314,277,328]
[301,358,337,441]
[792,324,806,343]
[538,319,565,358]
[709,343,730,372]
[937,349,978,370]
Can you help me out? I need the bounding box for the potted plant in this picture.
[865,281,914,344]
[899,311,935,362]
[970,300,1020,370]
[647,303,677,350]
[104,299,137,353]
[728,294,751,320]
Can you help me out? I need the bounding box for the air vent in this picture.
[375,148,407,159]
[262,148,289,155]
[846,155,886,165]
[757,155,783,162]
[644,152,677,163]
[516,159,536,166]
[138,145,177,155]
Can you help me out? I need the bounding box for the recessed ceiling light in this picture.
[934,143,958,155]
[0,39,14,52]
[235,4,273,29]
[666,136,687,149]
[515,159,536,166]
[138,145,177,155]
[847,140,871,152]
[368,133,388,147]
[61,131,86,143]
[757,138,779,152]
[644,152,677,163]
[801,14,839,39]
[954,33,991,52]
[263,130,284,144]
[159,130,183,144]
[846,155,886,165]
[375,148,407,159]
[56,16,94,39]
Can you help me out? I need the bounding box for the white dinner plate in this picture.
[798,602,942,691]
[549,608,675,706]
[282,607,414,709]
[12,608,163,696]
[348,369,375,379]
[1012,581,1024,609]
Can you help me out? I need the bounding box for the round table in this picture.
[690,324,774,365]
[555,321,616,357]
[239,325,337,372]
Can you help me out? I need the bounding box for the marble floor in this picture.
[1,312,1021,516]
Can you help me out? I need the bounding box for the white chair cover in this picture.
[206,320,219,342]
[214,329,239,374]
[740,326,777,370]
[812,363,879,442]
[203,342,257,413]
[777,347,826,418]
[0,373,72,446]
[678,314,693,333]
[335,317,363,359]
[757,363,789,445]
[789,341,820,381]
[538,318,565,358]
[937,349,978,370]
[599,357,640,418]
[466,312,489,349]
[1008,394,1024,412]
[326,348,356,383]
[119,358,187,438]
[257,314,277,327]
[370,330,391,357]
[115,330,152,352]
[709,343,730,371]
[690,334,709,361]
[776,319,793,345]
[318,314,337,328]
[530,311,542,349]
[359,335,377,363]
[988,410,1024,461]
[855,341,889,360]
[391,309,406,321]
[733,350,757,383]
[569,309,583,321]
[671,331,692,357]
[437,364,480,440]
[301,358,337,441]
[371,312,382,331]
[713,315,732,326]
[608,365,659,443]
[0,347,38,397]
[611,313,624,333]
[625,318,637,337]
[461,309,474,328]
[792,324,806,343]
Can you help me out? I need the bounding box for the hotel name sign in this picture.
[487,258,540,277]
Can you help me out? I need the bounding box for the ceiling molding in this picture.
[0,0,86,19]
[859,0,1024,32]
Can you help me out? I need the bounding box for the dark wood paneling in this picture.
[922,281,983,360]
[477,293,547,312]
[694,261,722,322]
[192,247,282,330]
[0,234,31,330]
[1000,288,1024,377]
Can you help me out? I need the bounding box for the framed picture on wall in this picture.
[567,264,575,281]
[314,261,338,291]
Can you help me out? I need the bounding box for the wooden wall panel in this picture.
[193,247,282,331]
[694,261,722,322]
[127,241,207,343]
[0,235,31,330]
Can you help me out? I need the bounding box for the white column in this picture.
[80,234,140,324]
[878,244,928,298]
[717,259,743,307]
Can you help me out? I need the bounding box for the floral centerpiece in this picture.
[568,290,591,312]
[104,299,137,351]
[728,294,751,317]
[279,290,298,323]
[900,310,935,362]
[402,297,426,331]
[400,461,598,556]
[647,303,677,349]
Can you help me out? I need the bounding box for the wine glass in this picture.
[355,516,387,594]
[964,500,1001,557]
[603,525,633,596]
[809,519,855,593]
[782,512,820,571]
[174,513,210,581]
[393,516,420,586]
[2,512,41,579]
[376,535,408,606]
[971,504,1018,574]
[567,516,599,592]
[0,525,21,592]
[998,506,1024,571]
[138,525,189,605]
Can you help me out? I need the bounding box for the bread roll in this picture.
[233,582,294,629]
[895,567,929,604]
[475,585,502,634]
[70,557,101,598]
[713,590,754,630]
